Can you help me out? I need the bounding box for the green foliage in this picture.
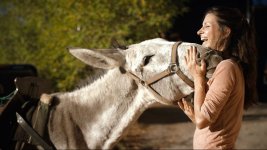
[0,0,189,91]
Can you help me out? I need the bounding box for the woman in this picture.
[178,6,258,149]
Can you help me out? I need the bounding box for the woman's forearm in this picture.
[193,76,209,129]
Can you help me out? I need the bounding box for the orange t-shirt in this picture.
[193,59,245,149]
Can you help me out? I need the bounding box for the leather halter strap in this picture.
[126,41,194,105]
[172,42,194,88]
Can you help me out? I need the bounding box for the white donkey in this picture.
[45,38,222,149]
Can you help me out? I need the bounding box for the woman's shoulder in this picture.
[214,59,241,76]
[210,59,241,85]
[217,59,238,69]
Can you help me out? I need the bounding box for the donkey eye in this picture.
[143,54,154,66]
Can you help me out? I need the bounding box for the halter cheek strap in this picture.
[171,42,194,89]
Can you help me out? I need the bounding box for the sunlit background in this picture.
[0,0,267,149]
[0,0,266,101]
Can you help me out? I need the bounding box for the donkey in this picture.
[38,38,221,149]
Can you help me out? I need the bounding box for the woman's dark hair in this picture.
[205,6,258,109]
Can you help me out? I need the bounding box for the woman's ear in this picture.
[223,26,231,38]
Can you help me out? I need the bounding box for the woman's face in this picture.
[197,13,230,51]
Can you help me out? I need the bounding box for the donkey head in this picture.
[68,38,222,105]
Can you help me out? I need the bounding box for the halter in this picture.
[126,41,194,105]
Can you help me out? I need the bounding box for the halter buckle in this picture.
[168,63,178,73]
[140,80,147,86]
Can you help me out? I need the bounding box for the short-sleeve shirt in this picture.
[193,59,245,149]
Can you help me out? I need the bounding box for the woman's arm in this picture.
[183,46,210,129]
[193,76,210,129]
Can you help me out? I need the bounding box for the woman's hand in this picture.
[185,46,206,80]
[178,98,195,123]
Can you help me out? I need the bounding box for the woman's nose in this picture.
[197,28,203,35]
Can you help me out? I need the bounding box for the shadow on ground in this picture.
[137,106,190,124]
[115,103,267,149]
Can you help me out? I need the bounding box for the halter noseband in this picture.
[126,41,194,105]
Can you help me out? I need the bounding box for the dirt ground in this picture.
[115,103,267,149]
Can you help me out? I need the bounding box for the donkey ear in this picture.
[68,48,125,69]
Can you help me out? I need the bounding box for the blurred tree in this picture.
[0,0,189,91]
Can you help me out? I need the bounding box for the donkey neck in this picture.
[49,68,154,149]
